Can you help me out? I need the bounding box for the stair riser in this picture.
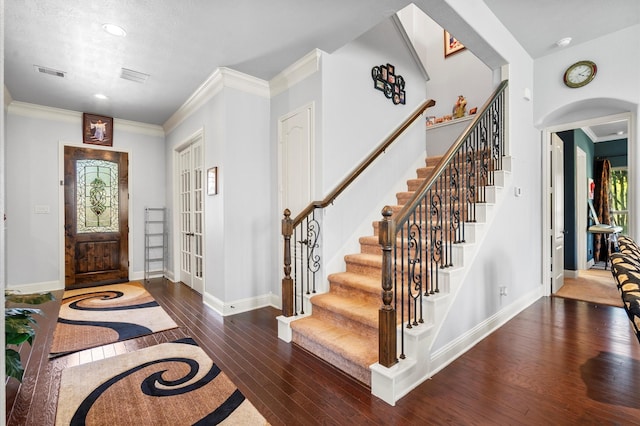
[330,281,380,304]
[346,261,381,278]
[371,219,473,239]
[396,191,493,206]
[310,304,378,337]
[291,331,373,386]
[407,174,493,189]
[360,238,466,257]
[344,259,445,294]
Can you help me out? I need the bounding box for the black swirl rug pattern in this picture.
[55,338,268,425]
[50,282,178,357]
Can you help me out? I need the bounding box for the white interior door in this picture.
[576,147,587,270]
[178,138,204,294]
[279,104,313,216]
[551,133,565,293]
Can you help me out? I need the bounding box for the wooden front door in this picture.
[64,146,129,289]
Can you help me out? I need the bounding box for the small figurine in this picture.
[453,95,467,118]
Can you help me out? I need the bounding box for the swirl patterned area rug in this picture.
[50,282,178,357]
[55,337,269,425]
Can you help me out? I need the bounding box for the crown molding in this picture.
[163,67,270,134]
[8,101,80,123]
[7,101,164,137]
[580,126,598,143]
[270,49,322,97]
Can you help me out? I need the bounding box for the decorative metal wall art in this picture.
[371,63,405,105]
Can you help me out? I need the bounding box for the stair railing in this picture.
[378,80,509,367]
[281,99,436,317]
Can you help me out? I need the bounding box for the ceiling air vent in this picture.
[34,65,65,78]
[120,68,150,83]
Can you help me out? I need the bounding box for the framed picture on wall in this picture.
[207,167,218,195]
[444,30,465,57]
[83,113,113,146]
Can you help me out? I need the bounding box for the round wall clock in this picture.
[563,60,597,88]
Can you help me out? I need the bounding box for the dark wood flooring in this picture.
[6,279,640,425]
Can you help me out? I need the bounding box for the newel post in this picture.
[281,209,294,317]
[379,206,398,367]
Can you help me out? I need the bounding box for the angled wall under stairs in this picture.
[280,153,512,400]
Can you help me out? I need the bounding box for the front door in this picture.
[64,146,129,289]
[177,139,204,294]
[551,133,565,293]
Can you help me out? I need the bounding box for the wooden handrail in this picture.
[394,80,508,229]
[289,99,436,226]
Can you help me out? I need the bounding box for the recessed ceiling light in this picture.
[94,93,108,100]
[617,131,624,135]
[102,23,126,37]
[556,37,572,48]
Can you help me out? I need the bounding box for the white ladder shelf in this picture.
[144,207,167,281]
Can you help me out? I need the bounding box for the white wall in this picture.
[164,72,273,312]
[270,55,323,300]
[397,3,494,121]
[320,17,430,278]
[534,25,640,239]
[534,25,640,127]
[5,104,165,289]
[420,0,542,350]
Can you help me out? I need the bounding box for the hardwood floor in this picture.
[6,279,640,425]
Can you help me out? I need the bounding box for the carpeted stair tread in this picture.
[345,252,383,265]
[345,253,383,277]
[425,156,443,166]
[328,272,381,296]
[310,292,379,329]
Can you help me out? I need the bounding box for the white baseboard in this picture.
[429,285,543,376]
[6,280,64,294]
[203,292,277,316]
[564,269,579,279]
[371,285,544,406]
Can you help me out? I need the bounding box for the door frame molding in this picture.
[58,141,133,287]
[576,146,588,271]
[172,128,205,288]
[542,112,633,296]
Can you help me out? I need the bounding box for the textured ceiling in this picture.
[4,0,412,124]
[4,0,639,130]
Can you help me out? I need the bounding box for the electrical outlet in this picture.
[499,286,508,296]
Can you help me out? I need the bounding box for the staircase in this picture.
[279,81,509,404]
[290,156,447,385]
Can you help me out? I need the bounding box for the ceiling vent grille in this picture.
[34,65,65,78]
[121,68,150,83]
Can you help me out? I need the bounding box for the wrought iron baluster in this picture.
[294,227,301,314]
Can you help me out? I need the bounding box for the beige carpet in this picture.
[555,268,622,307]
[55,338,269,425]
[50,282,178,357]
